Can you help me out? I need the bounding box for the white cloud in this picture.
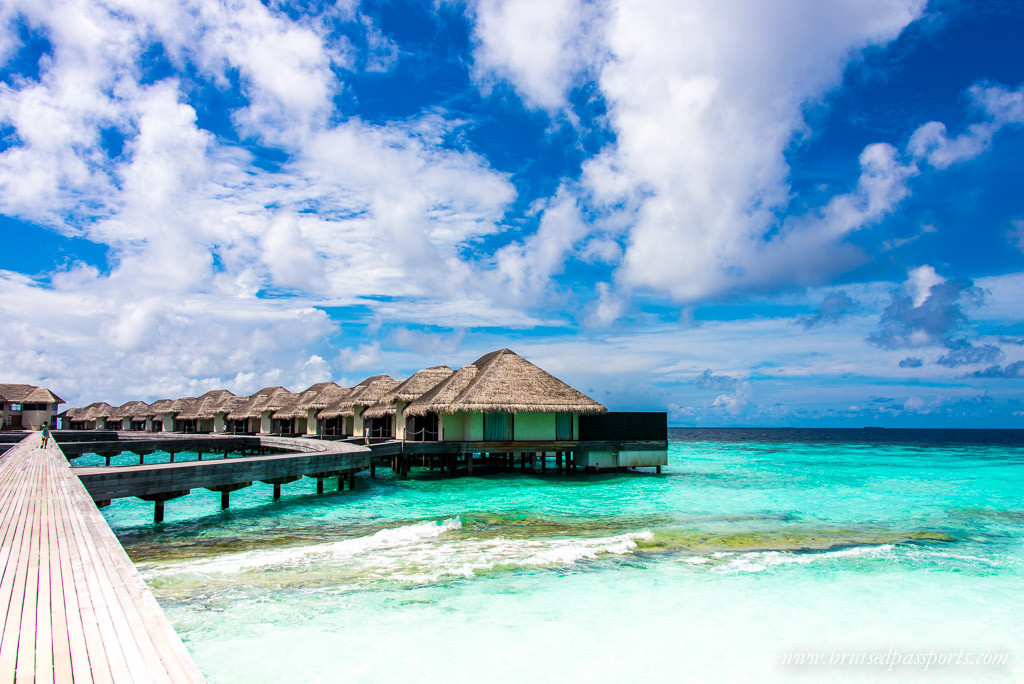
[470,0,599,111]
[906,265,945,308]
[591,0,924,302]
[908,83,1024,169]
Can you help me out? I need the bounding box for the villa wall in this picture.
[514,412,555,440]
[20,409,55,430]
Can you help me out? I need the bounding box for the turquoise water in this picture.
[92,439,1024,682]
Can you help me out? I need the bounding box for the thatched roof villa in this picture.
[318,375,399,438]
[175,390,237,433]
[273,382,349,435]
[226,386,295,434]
[404,349,605,441]
[1,384,65,430]
[109,400,150,430]
[361,366,453,439]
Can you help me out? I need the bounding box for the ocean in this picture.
[82,429,1024,682]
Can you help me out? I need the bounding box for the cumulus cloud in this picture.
[935,339,1003,368]
[970,361,1024,379]
[868,266,985,349]
[588,1,924,302]
[800,292,860,329]
[899,356,923,368]
[470,0,601,111]
[692,370,738,391]
[908,83,1024,169]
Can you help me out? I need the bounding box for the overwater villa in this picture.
[319,375,399,438]
[404,349,602,442]
[273,382,349,435]
[108,400,150,430]
[361,365,454,439]
[225,386,295,434]
[65,401,115,430]
[0,383,64,429]
[174,390,237,433]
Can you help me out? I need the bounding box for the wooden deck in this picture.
[0,433,205,683]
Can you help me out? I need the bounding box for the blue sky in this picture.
[1,0,1022,427]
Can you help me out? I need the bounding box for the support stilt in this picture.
[656,465,662,474]
[274,483,282,500]
[317,478,324,494]
[221,490,230,509]
[139,454,144,465]
[338,474,345,491]
[155,500,164,523]
[370,461,376,477]
[349,473,356,489]
[105,455,111,466]
[467,453,473,475]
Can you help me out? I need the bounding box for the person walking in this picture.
[40,423,51,449]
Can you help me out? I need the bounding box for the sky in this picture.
[0,0,1022,427]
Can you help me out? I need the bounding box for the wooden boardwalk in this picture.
[0,433,205,683]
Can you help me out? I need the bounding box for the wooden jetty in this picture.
[71,435,371,522]
[0,432,205,682]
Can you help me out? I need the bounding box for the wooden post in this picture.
[105,455,111,466]
[349,473,356,489]
[541,453,547,473]
[370,461,376,477]
[221,490,230,509]
[139,454,144,465]
[155,500,165,523]
[273,483,282,500]
[317,478,324,494]
[656,465,661,474]
[338,474,345,491]
[556,452,563,473]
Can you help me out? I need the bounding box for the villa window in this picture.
[483,412,513,441]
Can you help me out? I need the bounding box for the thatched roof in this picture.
[318,375,399,419]
[226,387,294,420]
[220,395,249,418]
[142,399,176,418]
[273,382,347,419]
[65,402,116,422]
[168,397,197,415]
[0,384,65,404]
[362,366,452,419]
[176,390,236,420]
[109,400,149,420]
[404,348,606,417]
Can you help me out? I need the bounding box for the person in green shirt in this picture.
[40,423,51,449]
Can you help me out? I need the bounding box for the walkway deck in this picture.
[0,433,205,682]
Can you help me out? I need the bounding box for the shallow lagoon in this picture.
[95,436,1024,682]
